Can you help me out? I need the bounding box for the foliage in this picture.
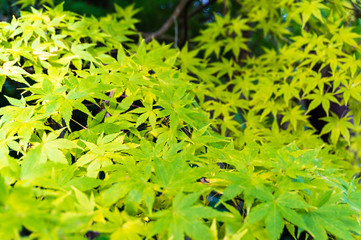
[0,1,360,240]
[4,0,215,40]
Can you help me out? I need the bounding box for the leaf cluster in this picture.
[0,1,360,240]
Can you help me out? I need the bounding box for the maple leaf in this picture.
[296,0,328,27]
[281,105,309,131]
[320,112,354,145]
[244,192,309,240]
[305,88,339,116]
[151,192,232,240]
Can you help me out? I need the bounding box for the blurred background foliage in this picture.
[2,0,361,57]
[0,0,225,47]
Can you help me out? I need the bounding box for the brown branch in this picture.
[178,0,193,48]
[141,32,175,42]
[145,0,192,43]
[103,90,114,118]
[188,0,216,18]
[223,0,227,15]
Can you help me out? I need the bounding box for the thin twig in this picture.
[141,32,175,42]
[145,0,191,43]
[71,118,88,129]
[325,0,361,13]
[104,90,114,118]
[174,18,178,48]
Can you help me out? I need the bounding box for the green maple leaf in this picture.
[332,26,361,48]
[281,105,309,131]
[0,60,30,85]
[92,208,145,240]
[278,81,300,106]
[337,81,361,105]
[77,133,138,177]
[305,88,338,116]
[303,204,360,240]
[151,153,206,193]
[178,44,204,73]
[151,192,231,240]
[320,112,354,145]
[296,0,328,27]
[96,158,155,215]
[0,106,51,150]
[20,130,80,179]
[245,192,309,240]
[71,42,98,63]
